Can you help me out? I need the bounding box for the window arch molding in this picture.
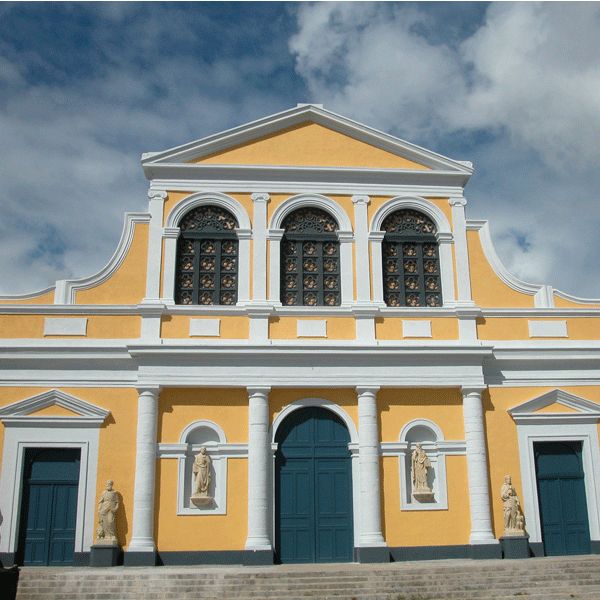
[369,196,455,307]
[163,192,251,305]
[268,194,353,306]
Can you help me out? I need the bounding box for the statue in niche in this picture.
[191,447,214,507]
[411,443,434,501]
[96,480,119,545]
[501,475,526,536]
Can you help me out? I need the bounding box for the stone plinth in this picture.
[190,494,214,508]
[90,542,121,567]
[500,534,530,559]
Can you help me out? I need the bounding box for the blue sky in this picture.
[1,2,599,297]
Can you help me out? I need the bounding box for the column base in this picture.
[355,545,390,563]
[500,535,530,559]
[90,544,122,567]
[242,549,274,565]
[123,551,157,566]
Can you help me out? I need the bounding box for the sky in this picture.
[1,2,599,298]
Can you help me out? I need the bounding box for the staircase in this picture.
[15,555,600,600]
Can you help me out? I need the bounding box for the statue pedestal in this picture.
[90,542,121,567]
[412,490,435,503]
[500,534,530,559]
[190,494,214,508]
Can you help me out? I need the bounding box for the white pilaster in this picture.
[128,387,160,554]
[236,228,252,304]
[462,387,496,545]
[352,195,371,304]
[245,386,272,551]
[143,190,168,304]
[356,386,386,546]
[251,193,270,303]
[437,232,457,306]
[450,197,474,305]
[267,229,285,304]
[161,227,180,305]
[338,231,354,306]
[368,232,386,306]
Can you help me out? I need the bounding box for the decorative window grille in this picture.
[175,206,239,305]
[280,207,341,307]
[381,209,441,307]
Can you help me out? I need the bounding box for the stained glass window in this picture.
[280,207,340,307]
[175,206,239,305]
[381,209,441,307]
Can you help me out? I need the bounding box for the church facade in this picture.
[1,104,600,567]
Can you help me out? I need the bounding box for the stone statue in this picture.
[501,475,526,536]
[191,447,213,507]
[411,443,433,499]
[96,480,119,544]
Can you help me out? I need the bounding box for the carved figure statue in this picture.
[96,480,119,544]
[192,447,212,497]
[411,443,432,494]
[501,475,526,536]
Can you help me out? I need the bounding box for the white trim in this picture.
[0,285,55,303]
[528,320,568,338]
[269,193,353,232]
[55,213,150,305]
[189,319,221,337]
[402,320,432,338]
[449,197,473,305]
[352,195,372,303]
[142,190,168,303]
[251,193,270,303]
[43,317,87,337]
[510,390,600,544]
[271,398,360,548]
[296,319,327,338]
[370,196,451,235]
[554,290,600,305]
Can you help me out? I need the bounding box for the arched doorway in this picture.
[275,406,353,563]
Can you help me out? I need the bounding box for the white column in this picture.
[462,387,496,544]
[450,197,474,305]
[338,231,354,305]
[236,228,252,304]
[352,195,371,304]
[161,227,179,305]
[267,229,284,304]
[245,386,272,551]
[143,190,168,304]
[251,193,270,303]
[356,386,386,546]
[368,232,385,306]
[128,387,159,554]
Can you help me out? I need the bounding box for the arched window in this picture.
[280,207,341,307]
[381,209,441,307]
[175,206,239,305]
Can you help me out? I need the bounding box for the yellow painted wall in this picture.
[477,317,600,340]
[467,230,533,308]
[0,315,140,338]
[161,315,249,339]
[192,122,430,170]
[0,289,55,305]
[554,295,600,309]
[75,223,149,305]
[269,317,356,340]
[375,318,459,340]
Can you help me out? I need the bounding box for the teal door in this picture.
[535,441,590,556]
[275,407,353,563]
[17,448,81,566]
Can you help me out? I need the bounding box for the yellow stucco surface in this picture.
[74,223,149,305]
[477,318,529,340]
[375,318,459,340]
[0,315,45,338]
[467,230,533,308]
[554,295,600,309]
[192,123,431,170]
[0,289,55,305]
[535,402,580,414]
[27,404,80,417]
[269,317,356,340]
[161,315,249,339]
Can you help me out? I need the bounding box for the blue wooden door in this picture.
[18,448,81,566]
[535,441,590,556]
[275,407,353,563]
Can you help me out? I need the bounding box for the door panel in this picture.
[275,407,353,564]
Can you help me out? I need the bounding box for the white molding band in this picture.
[462,387,497,545]
[43,317,87,337]
[128,387,160,554]
[245,386,272,551]
[55,213,151,305]
[356,386,386,547]
[143,190,168,303]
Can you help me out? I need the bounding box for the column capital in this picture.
[356,385,381,397]
[247,386,271,397]
[267,228,285,241]
[136,386,161,397]
[449,196,467,207]
[368,231,385,243]
[148,190,168,201]
[235,227,253,240]
[337,230,354,243]
[461,386,486,397]
[352,195,371,205]
[162,226,180,238]
[251,192,270,203]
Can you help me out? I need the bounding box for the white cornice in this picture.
[142,104,473,176]
[508,389,600,424]
[54,212,150,305]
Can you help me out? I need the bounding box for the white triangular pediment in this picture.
[141,104,472,175]
[508,389,600,423]
[0,389,110,426]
